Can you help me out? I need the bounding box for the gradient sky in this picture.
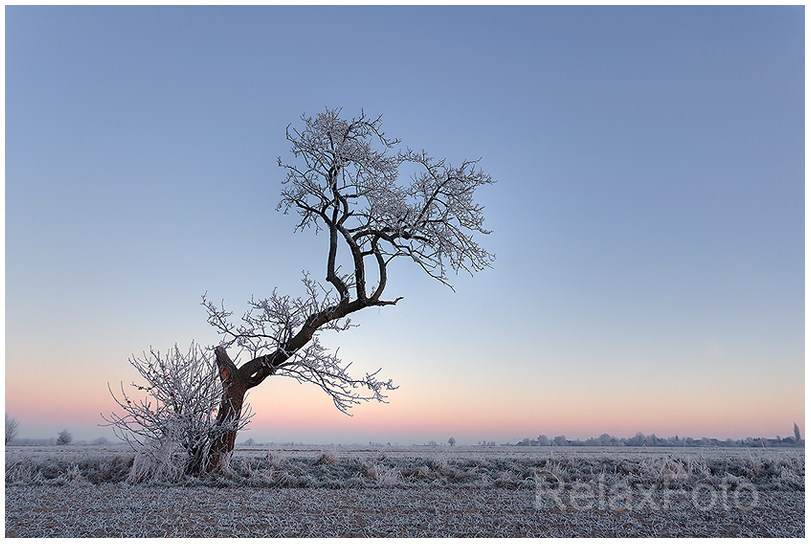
[5,6,805,445]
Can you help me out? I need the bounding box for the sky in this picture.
[5,6,805,445]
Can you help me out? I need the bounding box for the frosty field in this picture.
[5,444,804,537]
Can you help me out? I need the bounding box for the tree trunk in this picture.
[206,347,249,473]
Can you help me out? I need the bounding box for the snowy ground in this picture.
[5,444,804,537]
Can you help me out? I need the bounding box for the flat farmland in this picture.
[5,445,804,537]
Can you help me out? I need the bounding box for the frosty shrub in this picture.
[102,342,252,481]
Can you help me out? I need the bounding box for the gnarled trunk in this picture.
[206,347,250,473]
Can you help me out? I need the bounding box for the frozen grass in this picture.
[5,445,804,537]
[6,445,803,491]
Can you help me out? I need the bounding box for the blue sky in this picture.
[5,6,804,444]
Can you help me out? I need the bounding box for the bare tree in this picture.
[5,414,19,445]
[114,108,495,473]
[56,429,72,445]
[198,108,495,470]
[448,437,456,447]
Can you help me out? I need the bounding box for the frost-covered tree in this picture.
[103,342,252,479]
[5,414,19,445]
[111,108,495,473]
[56,429,72,445]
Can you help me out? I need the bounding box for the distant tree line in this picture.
[511,427,804,448]
[4,417,112,446]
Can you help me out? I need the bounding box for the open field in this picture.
[5,444,804,537]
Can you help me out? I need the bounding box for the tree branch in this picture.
[210,107,494,413]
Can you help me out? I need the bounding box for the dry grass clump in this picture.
[5,452,134,486]
[368,464,402,486]
[315,449,338,465]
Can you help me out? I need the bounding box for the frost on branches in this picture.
[277,108,494,289]
[106,108,496,475]
[102,343,252,481]
[202,274,393,415]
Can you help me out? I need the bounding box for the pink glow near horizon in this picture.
[7,370,799,444]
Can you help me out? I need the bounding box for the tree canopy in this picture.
[204,108,496,412]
